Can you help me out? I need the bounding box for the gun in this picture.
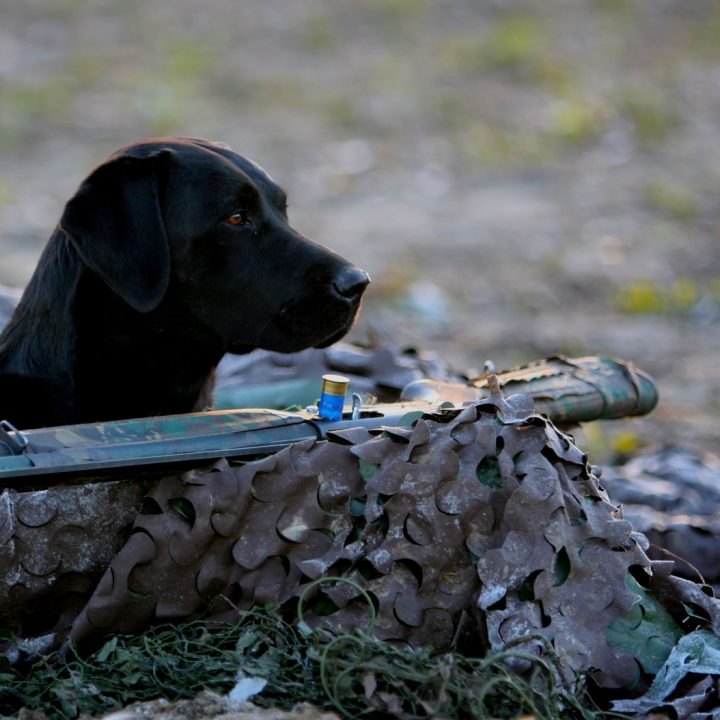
[0,355,657,490]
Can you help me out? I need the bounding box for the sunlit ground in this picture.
[0,0,718,460]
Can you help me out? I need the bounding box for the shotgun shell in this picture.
[318,374,349,421]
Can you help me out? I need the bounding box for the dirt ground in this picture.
[2,5,720,718]
[17,695,341,720]
[0,0,718,457]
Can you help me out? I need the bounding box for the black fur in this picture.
[0,137,369,428]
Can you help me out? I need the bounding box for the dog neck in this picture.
[0,228,227,425]
[72,271,227,423]
[0,229,80,382]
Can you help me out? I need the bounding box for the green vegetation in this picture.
[460,123,553,171]
[619,91,680,151]
[0,609,621,719]
[643,180,698,222]
[581,422,647,465]
[615,277,699,315]
[294,15,339,55]
[549,99,607,145]
[439,17,571,91]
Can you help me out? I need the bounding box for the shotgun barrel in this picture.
[0,355,658,488]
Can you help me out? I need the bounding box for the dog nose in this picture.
[332,266,370,299]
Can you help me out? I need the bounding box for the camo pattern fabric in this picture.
[612,573,720,718]
[0,481,146,643]
[601,449,720,587]
[70,395,653,689]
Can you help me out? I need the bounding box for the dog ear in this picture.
[60,149,174,313]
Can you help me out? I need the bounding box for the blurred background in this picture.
[0,0,718,460]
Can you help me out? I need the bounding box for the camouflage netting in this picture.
[0,480,146,650]
[602,450,720,586]
[69,392,654,690]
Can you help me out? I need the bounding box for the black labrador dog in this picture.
[0,137,369,428]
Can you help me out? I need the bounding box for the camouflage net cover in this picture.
[0,480,146,648]
[602,449,720,586]
[69,393,654,690]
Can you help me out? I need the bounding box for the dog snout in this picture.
[331,266,370,300]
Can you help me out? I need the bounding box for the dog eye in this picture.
[226,210,250,226]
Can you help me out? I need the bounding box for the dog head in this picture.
[59,137,369,353]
